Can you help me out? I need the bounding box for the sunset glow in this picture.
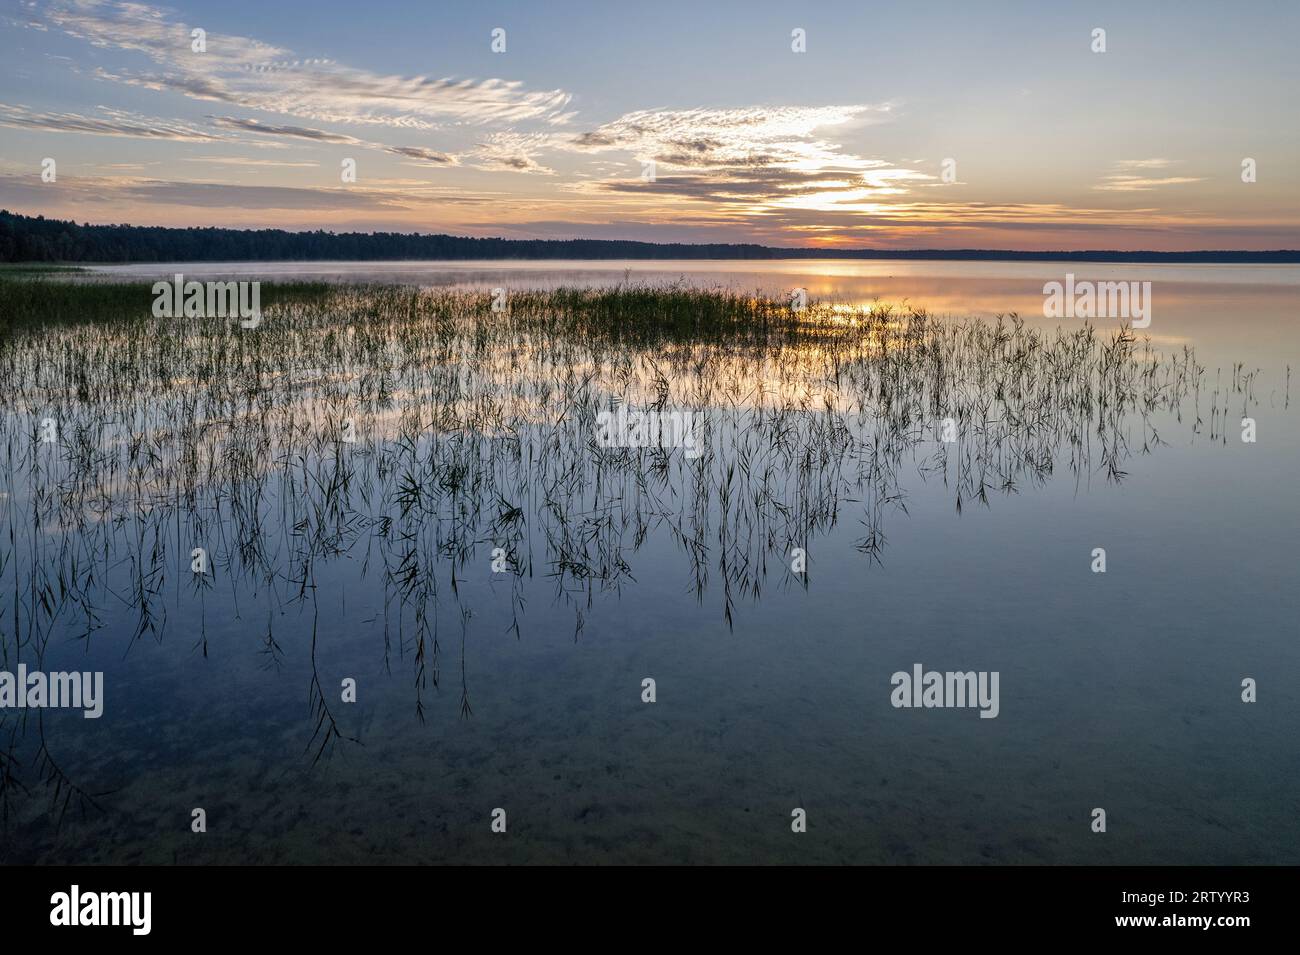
[1,0,1297,250]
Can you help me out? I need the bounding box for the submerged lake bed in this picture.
[1,260,1296,864]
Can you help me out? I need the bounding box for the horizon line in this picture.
[3,210,1297,264]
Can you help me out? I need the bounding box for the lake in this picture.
[2,260,1296,864]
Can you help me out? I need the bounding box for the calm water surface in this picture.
[4,260,1296,864]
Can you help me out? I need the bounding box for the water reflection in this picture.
[1,283,1279,841]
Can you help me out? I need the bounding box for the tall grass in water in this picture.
[0,276,335,333]
[0,278,1262,822]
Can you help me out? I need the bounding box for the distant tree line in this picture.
[2,210,1295,263]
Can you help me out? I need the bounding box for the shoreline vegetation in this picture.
[2,210,1297,264]
[0,274,928,344]
[0,273,334,332]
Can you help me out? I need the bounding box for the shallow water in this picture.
[4,261,1298,864]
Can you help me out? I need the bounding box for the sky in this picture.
[1,0,1297,250]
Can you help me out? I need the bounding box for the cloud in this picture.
[1094,159,1204,191]
[114,180,405,210]
[45,0,287,66]
[182,156,320,168]
[211,118,463,166]
[1114,159,1176,169]
[0,174,406,211]
[386,145,459,166]
[562,105,932,214]
[93,68,242,103]
[37,0,573,128]
[1093,176,1204,192]
[0,102,227,142]
[0,102,471,175]
[568,105,893,169]
[0,173,491,213]
[209,116,363,145]
[472,133,557,174]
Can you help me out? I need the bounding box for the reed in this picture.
[0,276,1256,824]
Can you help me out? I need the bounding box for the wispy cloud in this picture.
[569,105,892,169]
[182,156,321,168]
[1094,159,1204,192]
[0,172,502,213]
[37,0,574,128]
[1114,159,1177,169]
[387,145,460,166]
[474,133,558,174]
[0,102,227,142]
[208,116,363,145]
[566,105,931,215]
[209,117,464,167]
[0,173,407,210]
[114,179,406,210]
